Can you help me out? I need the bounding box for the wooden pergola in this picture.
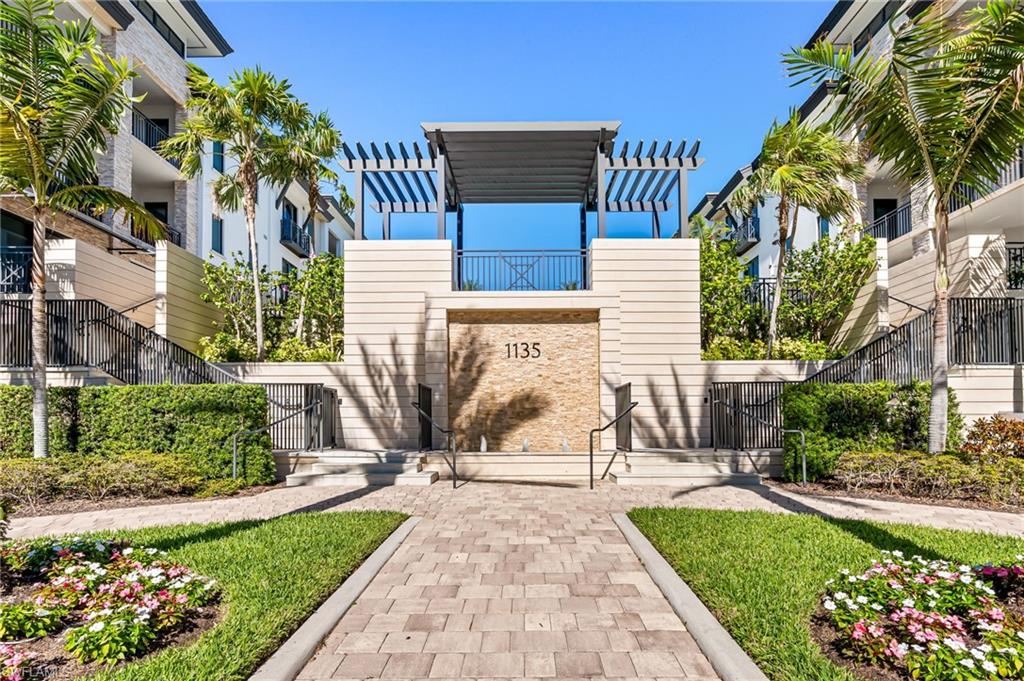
[338,121,703,246]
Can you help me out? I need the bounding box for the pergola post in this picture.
[579,204,588,287]
[382,209,391,239]
[436,146,447,239]
[353,169,364,240]
[676,168,688,237]
[596,152,608,238]
[456,205,464,288]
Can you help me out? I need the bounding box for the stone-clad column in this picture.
[96,33,134,238]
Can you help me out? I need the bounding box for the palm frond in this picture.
[51,184,165,240]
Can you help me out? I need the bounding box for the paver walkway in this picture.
[297,485,719,680]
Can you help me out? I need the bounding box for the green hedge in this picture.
[0,385,273,484]
[781,381,964,482]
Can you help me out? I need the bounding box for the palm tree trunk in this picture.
[767,199,791,358]
[928,204,950,453]
[243,181,265,361]
[30,206,49,458]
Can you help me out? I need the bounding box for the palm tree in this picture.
[730,111,864,358]
[278,110,341,339]
[162,65,305,360]
[0,0,162,458]
[785,0,1024,452]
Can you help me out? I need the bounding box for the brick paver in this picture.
[9,481,1023,679]
[294,484,720,680]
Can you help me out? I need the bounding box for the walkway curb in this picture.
[612,513,769,681]
[249,515,421,681]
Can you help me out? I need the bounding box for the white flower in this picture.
[94,541,106,552]
[88,621,105,633]
[959,658,975,669]
[848,576,858,583]
[35,609,50,617]
[945,638,968,652]
[902,598,915,607]
[823,600,836,611]
[971,648,985,660]
[871,604,884,611]
[856,596,869,604]
[982,660,998,674]
[123,547,134,555]
[892,550,904,558]
[834,592,848,600]
[145,548,158,555]
[979,644,992,653]
[960,574,973,584]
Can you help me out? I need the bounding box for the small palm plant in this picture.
[731,112,864,358]
[785,0,1024,452]
[0,0,162,457]
[162,65,306,360]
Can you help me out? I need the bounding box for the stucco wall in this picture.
[831,238,889,352]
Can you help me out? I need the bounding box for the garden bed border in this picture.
[248,515,421,681]
[612,513,769,681]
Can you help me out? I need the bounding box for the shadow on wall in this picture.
[966,234,1009,297]
[448,325,550,451]
[603,363,701,450]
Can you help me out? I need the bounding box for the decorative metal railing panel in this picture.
[807,311,934,385]
[280,217,312,257]
[863,203,912,242]
[743,278,812,310]
[131,218,182,248]
[262,382,337,450]
[731,216,760,255]
[0,246,31,294]
[455,250,588,291]
[1008,244,1024,290]
[948,146,1024,213]
[710,381,787,450]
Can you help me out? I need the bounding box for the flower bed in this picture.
[819,550,1024,679]
[0,537,219,679]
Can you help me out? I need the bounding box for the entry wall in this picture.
[154,242,221,352]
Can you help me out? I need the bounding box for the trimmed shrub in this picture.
[833,450,1024,505]
[701,336,844,361]
[962,415,1024,461]
[781,381,963,481]
[0,384,273,484]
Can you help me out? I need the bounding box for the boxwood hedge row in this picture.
[0,384,273,484]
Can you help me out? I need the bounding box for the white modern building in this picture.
[196,144,355,272]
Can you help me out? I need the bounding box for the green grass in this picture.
[71,510,408,681]
[628,508,1024,681]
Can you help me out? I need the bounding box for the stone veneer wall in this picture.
[447,309,599,452]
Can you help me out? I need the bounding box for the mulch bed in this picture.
[770,480,1024,514]
[2,605,222,681]
[11,483,281,519]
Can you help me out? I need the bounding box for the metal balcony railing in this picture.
[1009,244,1024,290]
[280,217,312,257]
[131,108,179,168]
[863,203,912,242]
[731,216,760,255]
[454,250,588,291]
[131,218,182,247]
[948,146,1024,213]
[0,246,31,294]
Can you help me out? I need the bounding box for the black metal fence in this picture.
[455,250,587,291]
[709,381,787,450]
[262,382,337,450]
[807,310,933,385]
[0,246,30,294]
[280,217,311,257]
[131,108,178,168]
[949,297,1024,365]
[743,278,813,310]
[948,146,1024,213]
[862,203,912,242]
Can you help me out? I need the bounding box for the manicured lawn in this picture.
[75,510,407,681]
[627,508,1024,681]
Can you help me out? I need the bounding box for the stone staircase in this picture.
[284,450,438,487]
[608,449,763,487]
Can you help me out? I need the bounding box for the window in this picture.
[282,201,298,225]
[212,142,224,173]
[211,217,223,255]
[130,0,185,56]
[818,216,830,239]
[744,259,759,279]
[281,260,297,275]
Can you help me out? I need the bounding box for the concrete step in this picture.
[285,470,438,487]
[610,471,762,487]
[625,461,734,476]
[422,452,626,480]
[310,462,422,474]
[311,449,425,464]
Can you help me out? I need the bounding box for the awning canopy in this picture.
[338,121,704,239]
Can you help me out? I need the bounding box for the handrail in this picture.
[229,398,322,479]
[411,400,457,489]
[888,295,931,316]
[710,395,807,485]
[588,401,638,490]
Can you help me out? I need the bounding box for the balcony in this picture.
[454,250,588,291]
[1008,244,1024,290]
[0,246,31,294]
[730,216,760,255]
[863,203,912,242]
[949,146,1024,214]
[131,108,179,168]
[280,217,312,258]
[131,219,182,248]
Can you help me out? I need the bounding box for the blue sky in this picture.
[198,1,831,248]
